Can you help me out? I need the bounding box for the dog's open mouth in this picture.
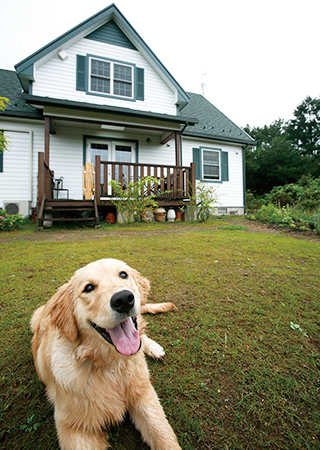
[90,317,141,356]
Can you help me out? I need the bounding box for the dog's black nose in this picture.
[110,290,135,314]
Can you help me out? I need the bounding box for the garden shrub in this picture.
[0,209,25,231]
[267,176,320,210]
[188,182,220,222]
[109,176,165,224]
[247,204,320,233]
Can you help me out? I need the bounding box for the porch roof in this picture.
[22,93,198,129]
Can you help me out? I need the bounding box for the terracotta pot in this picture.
[106,212,116,224]
[176,211,182,221]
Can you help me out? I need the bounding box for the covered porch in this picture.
[32,97,198,228]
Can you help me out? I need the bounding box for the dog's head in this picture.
[42,259,150,356]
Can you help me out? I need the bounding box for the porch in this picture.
[37,152,196,228]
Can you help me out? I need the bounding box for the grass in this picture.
[0,217,320,449]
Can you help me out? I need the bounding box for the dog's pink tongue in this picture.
[107,318,140,356]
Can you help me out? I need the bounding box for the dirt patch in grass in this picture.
[0,216,319,243]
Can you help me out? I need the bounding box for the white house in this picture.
[0,3,254,226]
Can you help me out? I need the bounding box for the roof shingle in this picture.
[181,92,254,146]
[0,69,42,119]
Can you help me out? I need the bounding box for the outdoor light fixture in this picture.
[101,125,125,131]
[147,138,152,143]
[58,50,68,61]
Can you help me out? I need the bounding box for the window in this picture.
[76,55,144,101]
[193,147,229,183]
[203,149,220,180]
[89,57,133,98]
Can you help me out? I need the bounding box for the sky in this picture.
[1,0,319,128]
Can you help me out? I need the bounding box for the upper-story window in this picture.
[89,57,133,99]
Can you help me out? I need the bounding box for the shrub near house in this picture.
[0,209,25,231]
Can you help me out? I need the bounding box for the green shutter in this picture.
[193,148,201,180]
[136,67,144,101]
[76,55,87,91]
[221,151,229,181]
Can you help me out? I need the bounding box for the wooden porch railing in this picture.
[38,151,54,202]
[94,155,196,205]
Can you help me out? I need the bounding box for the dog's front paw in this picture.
[142,335,165,359]
[148,340,165,359]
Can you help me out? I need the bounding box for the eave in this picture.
[22,94,198,130]
[182,130,255,147]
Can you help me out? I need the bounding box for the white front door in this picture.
[86,139,135,195]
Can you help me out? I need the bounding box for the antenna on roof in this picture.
[200,73,207,96]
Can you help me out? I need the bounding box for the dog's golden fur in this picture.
[31,258,181,450]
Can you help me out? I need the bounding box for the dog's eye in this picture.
[83,283,95,293]
[119,271,128,279]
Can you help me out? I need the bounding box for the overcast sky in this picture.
[1,0,319,128]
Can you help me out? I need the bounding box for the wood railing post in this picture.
[38,152,44,204]
[190,162,196,197]
[95,155,100,205]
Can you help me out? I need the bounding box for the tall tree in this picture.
[286,96,320,176]
[245,120,304,195]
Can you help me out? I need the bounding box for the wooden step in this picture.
[45,200,94,208]
[38,196,99,229]
[44,217,96,222]
[44,207,94,212]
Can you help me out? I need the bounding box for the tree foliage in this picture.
[286,96,320,160]
[0,97,10,153]
[245,96,320,195]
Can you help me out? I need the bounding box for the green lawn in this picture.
[0,218,319,449]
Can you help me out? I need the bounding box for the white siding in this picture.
[182,137,244,209]
[0,119,44,210]
[0,129,31,203]
[33,39,177,115]
[0,117,245,213]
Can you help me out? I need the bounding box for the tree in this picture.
[286,96,320,177]
[245,120,305,195]
[0,97,10,153]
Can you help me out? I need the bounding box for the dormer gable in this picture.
[85,19,137,51]
[14,3,189,111]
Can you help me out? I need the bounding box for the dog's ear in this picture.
[131,269,150,305]
[43,282,78,341]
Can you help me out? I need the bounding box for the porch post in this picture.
[175,131,181,166]
[95,154,100,205]
[44,116,50,164]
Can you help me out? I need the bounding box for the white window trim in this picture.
[88,56,134,99]
[201,147,221,181]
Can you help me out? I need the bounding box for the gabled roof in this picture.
[0,69,42,119]
[181,92,254,146]
[14,3,189,106]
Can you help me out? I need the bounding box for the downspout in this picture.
[242,145,247,215]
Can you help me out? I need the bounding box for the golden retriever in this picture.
[30,258,181,450]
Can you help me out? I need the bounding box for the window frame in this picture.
[88,56,135,100]
[202,147,221,181]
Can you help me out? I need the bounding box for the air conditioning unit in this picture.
[4,201,30,217]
